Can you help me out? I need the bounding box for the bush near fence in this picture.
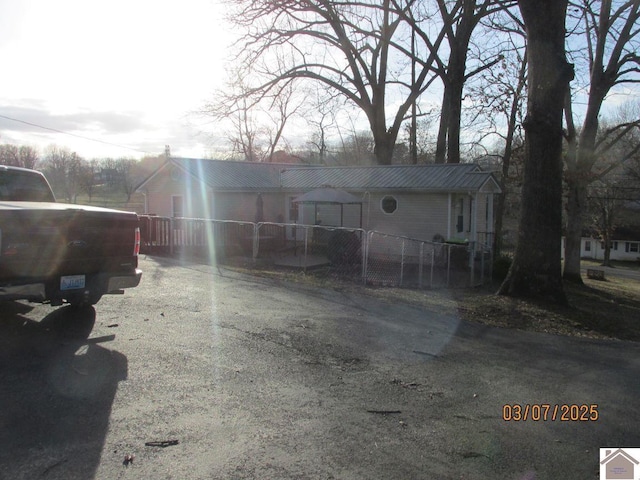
[138,215,492,288]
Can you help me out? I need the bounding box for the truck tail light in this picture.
[134,227,141,256]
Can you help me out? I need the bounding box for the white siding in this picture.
[561,237,640,262]
[364,192,450,241]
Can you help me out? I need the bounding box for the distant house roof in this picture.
[137,158,501,194]
[280,163,499,193]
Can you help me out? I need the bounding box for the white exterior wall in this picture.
[142,167,213,219]
[364,192,451,241]
[214,192,286,223]
[561,237,640,262]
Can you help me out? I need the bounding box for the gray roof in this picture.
[281,163,496,192]
[172,157,287,190]
[139,158,499,193]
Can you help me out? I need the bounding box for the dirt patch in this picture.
[219,262,640,343]
[454,277,640,342]
[162,253,640,342]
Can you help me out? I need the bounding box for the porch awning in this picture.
[293,187,362,204]
[293,187,363,228]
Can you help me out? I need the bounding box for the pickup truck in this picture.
[0,165,142,306]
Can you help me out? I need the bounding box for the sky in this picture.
[2,1,637,163]
[0,0,233,159]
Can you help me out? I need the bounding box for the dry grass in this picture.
[218,258,640,342]
[453,277,640,341]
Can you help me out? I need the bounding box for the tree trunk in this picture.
[446,76,464,164]
[563,176,588,283]
[602,228,612,267]
[562,86,606,282]
[492,189,506,257]
[498,0,571,305]
[493,50,527,258]
[372,130,395,165]
[434,86,451,164]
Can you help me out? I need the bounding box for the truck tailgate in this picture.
[0,202,139,282]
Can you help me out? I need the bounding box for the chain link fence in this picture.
[365,232,491,288]
[139,215,492,288]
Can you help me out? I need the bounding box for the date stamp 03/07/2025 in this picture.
[502,403,599,422]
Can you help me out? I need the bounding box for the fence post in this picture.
[253,222,259,263]
[169,217,174,255]
[361,231,365,284]
[480,244,485,285]
[469,242,475,287]
[418,242,424,289]
[363,231,371,285]
[303,226,309,273]
[446,244,451,287]
[430,247,435,288]
[400,239,405,286]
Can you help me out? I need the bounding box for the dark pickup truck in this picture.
[0,165,142,306]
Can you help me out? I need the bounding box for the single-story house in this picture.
[562,226,640,262]
[135,157,501,248]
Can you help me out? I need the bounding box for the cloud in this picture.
[0,100,219,160]
[0,102,146,135]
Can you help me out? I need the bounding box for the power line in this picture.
[0,113,153,155]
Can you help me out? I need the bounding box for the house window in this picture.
[172,195,184,217]
[381,195,398,214]
[626,242,639,253]
[289,197,299,222]
[456,198,464,233]
[584,240,591,252]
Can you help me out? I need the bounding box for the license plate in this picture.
[60,275,85,291]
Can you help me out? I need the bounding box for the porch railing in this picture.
[138,215,493,288]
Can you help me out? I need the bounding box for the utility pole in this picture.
[410,19,417,164]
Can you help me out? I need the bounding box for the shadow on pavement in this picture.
[0,302,127,480]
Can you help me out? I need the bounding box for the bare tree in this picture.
[0,144,39,169]
[40,145,84,203]
[205,68,303,162]
[218,0,457,165]
[305,89,344,164]
[562,0,640,282]
[432,0,516,164]
[78,159,99,202]
[466,10,528,255]
[116,158,138,202]
[498,0,573,304]
[335,130,377,166]
[588,173,639,265]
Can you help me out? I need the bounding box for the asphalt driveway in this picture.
[0,255,638,479]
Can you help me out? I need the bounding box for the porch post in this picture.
[487,194,494,248]
[471,193,478,244]
[447,193,452,240]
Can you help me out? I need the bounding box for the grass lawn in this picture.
[581,258,640,271]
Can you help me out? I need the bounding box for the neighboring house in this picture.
[135,157,501,247]
[561,226,640,262]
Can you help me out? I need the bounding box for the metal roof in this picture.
[163,158,499,193]
[172,157,287,190]
[281,163,495,192]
